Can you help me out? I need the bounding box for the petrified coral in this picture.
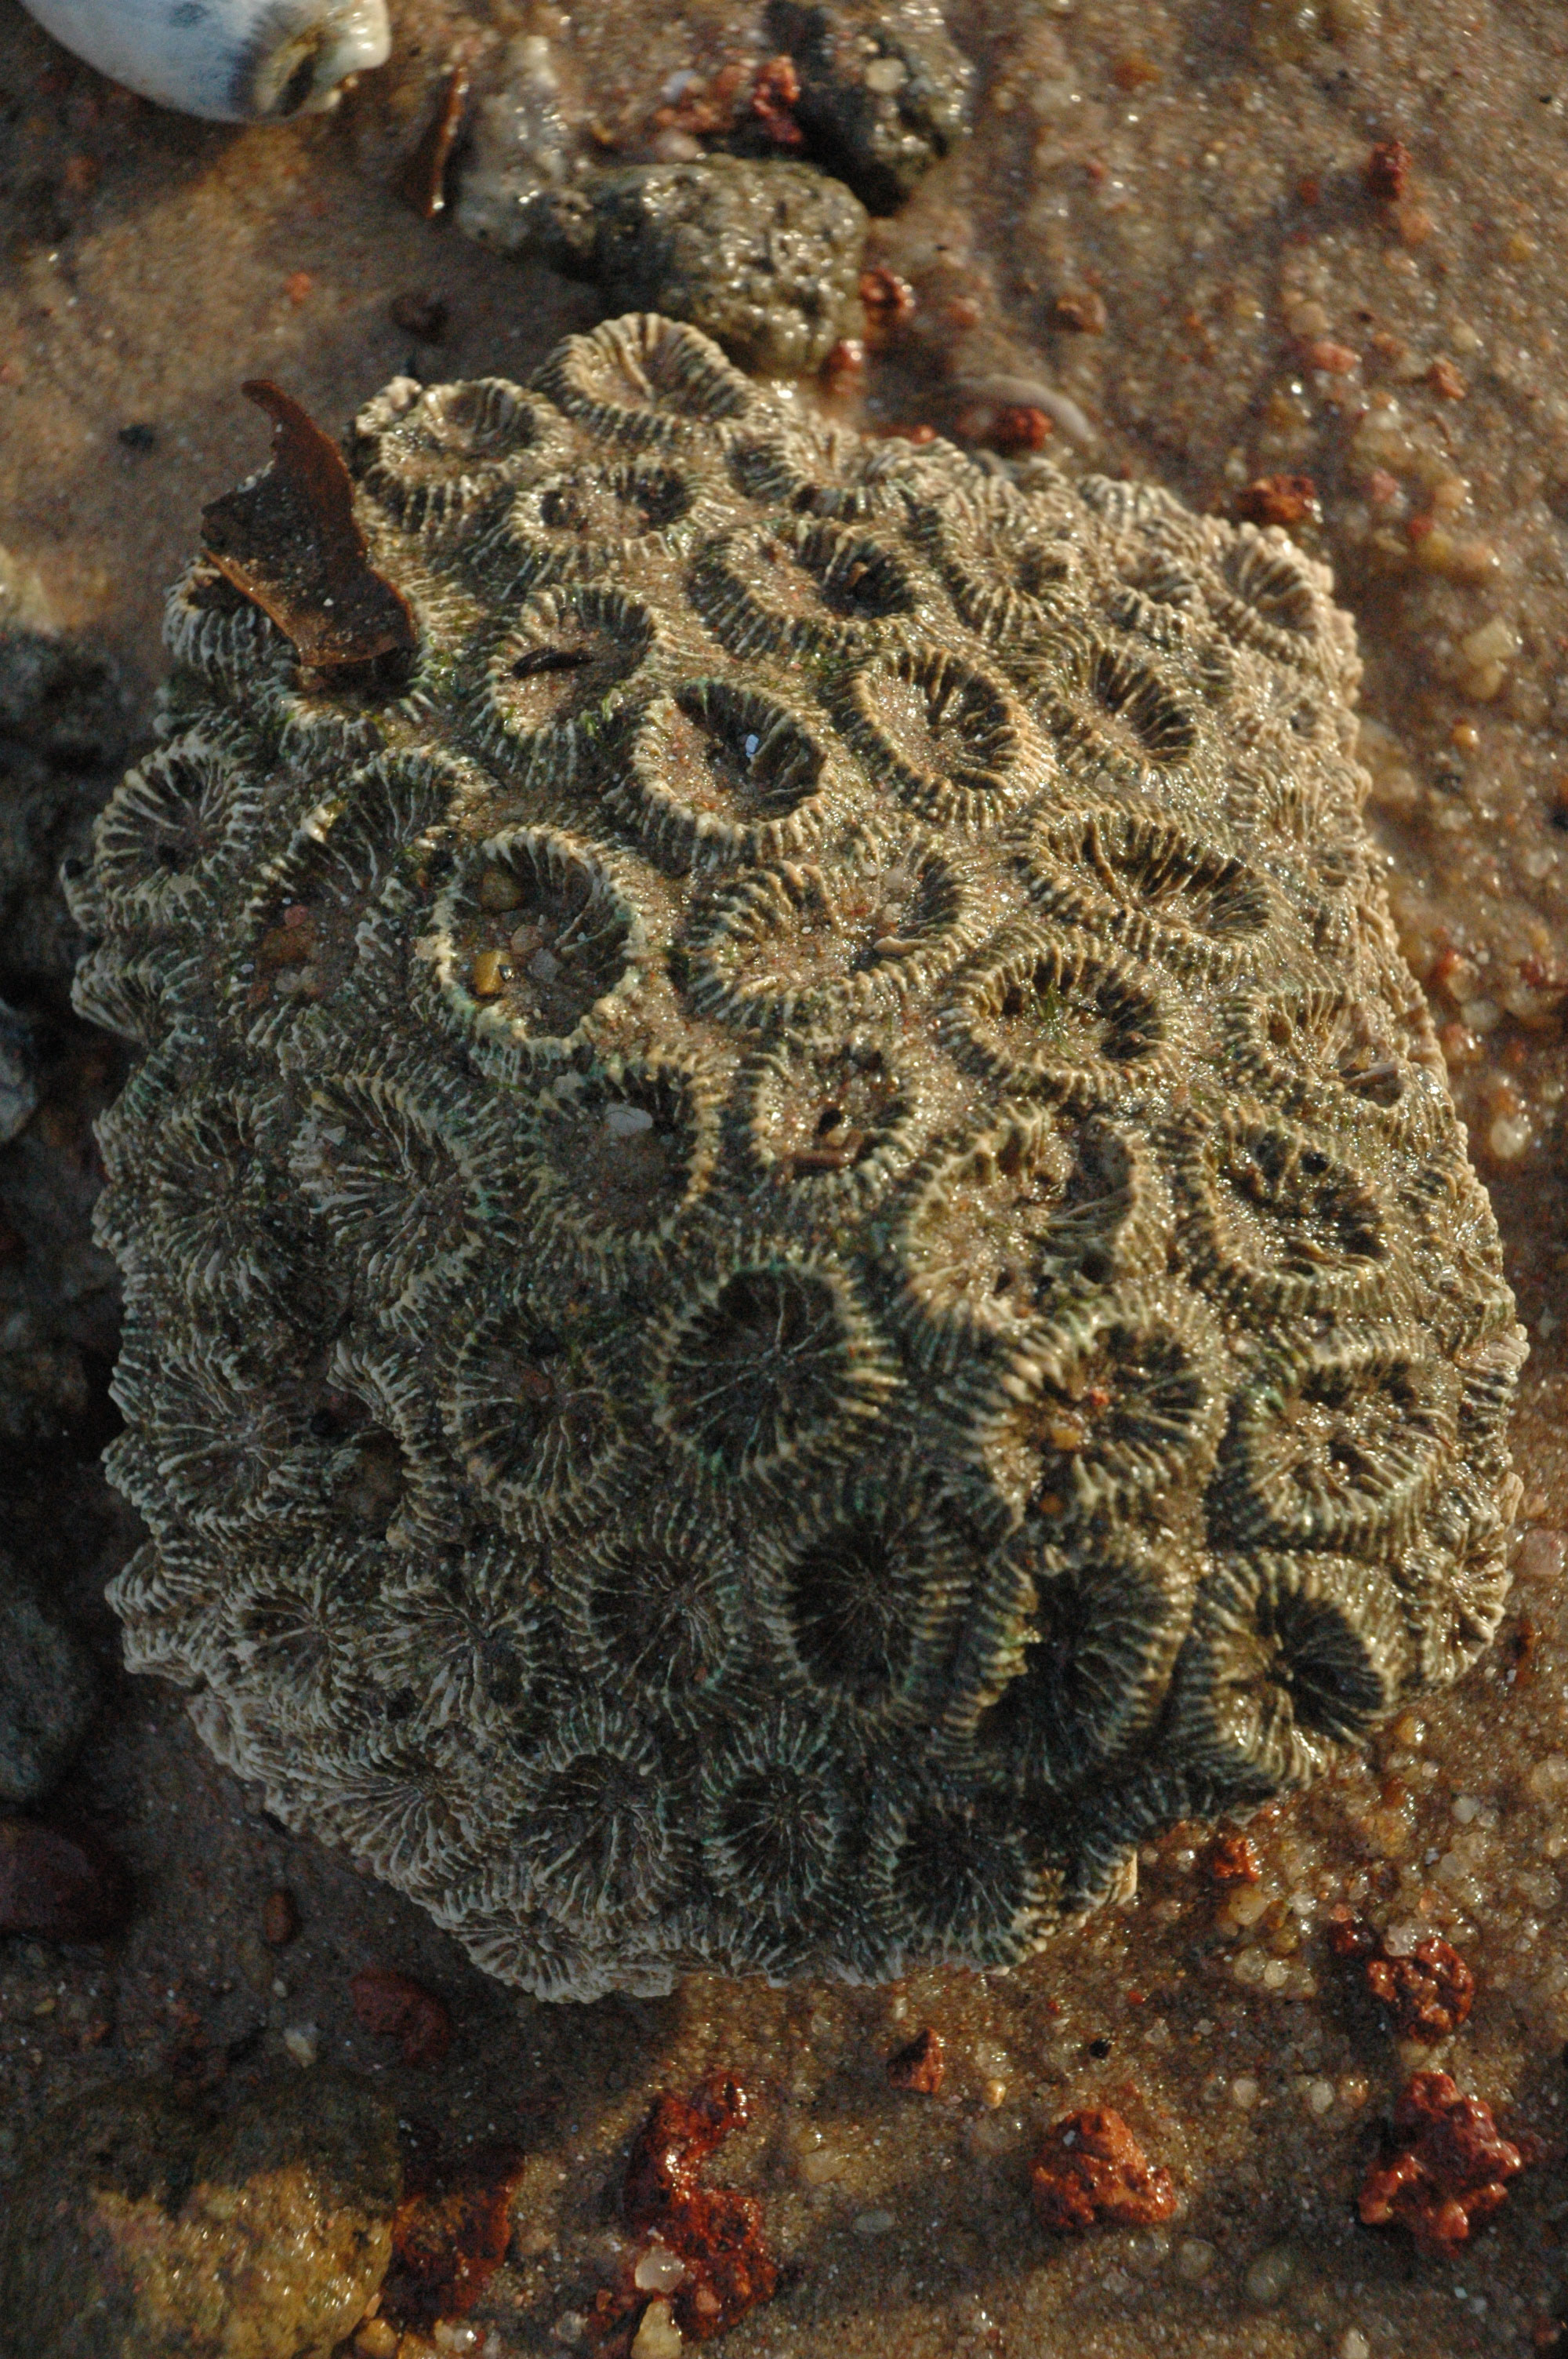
[75,312,1526,1999]
[548,156,869,379]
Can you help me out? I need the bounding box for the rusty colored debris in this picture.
[1207,1831,1263,1885]
[1053,288,1108,334]
[201,380,418,675]
[1358,2071,1526,2255]
[261,1886,299,1946]
[1366,138,1413,199]
[751,55,804,147]
[619,2070,778,2343]
[1235,473,1318,529]
[382,2128,528,2328]
[886,2026,946,2094]
[1030,2108,1177,2234]
[1328,1914,1475,2043]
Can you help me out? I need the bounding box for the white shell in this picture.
[21,0,390,122]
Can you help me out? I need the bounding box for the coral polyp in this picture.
[76,314,1524,1998]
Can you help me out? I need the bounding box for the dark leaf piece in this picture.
[201,380,418,673]
[350,1965,454,2066]
[401,56,476,220]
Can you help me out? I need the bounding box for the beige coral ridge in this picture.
[71,312,1526,1998]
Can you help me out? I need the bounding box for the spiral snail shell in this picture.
[20,0,391,122]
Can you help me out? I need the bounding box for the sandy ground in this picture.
[2,2,1567,2354]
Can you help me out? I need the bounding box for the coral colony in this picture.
[71,314,1523,1998]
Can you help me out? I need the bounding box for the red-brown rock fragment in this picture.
[621,2070,778,2342]
[350,1967,453,2067]
[1367,1938,1475,2043]
[382,2132,527,2328]
[1327,1915,1475,2041]
[751,56,804,147]
[0,1816,130,1939]
[1359,2072,1526,2255]
[1235,474,1318,529]
[1366,139,1412,199]
[1207,1831,1263,1885]
[886,2026,946,2094]
[262,1886,299,1947]
[1030,2108,1177,2234]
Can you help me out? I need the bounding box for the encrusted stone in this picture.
[75,313,1526,2000]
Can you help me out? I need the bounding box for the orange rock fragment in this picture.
[1366,1938,1475,2044]
[1235,474,1316,529]
[620,2070,778,2343]
[1358,2072,1526,2255]
[1298,337,1360,375]
[261,1886,299,1946]
[1366,139,1412,199]
[1207,1831,1263,1885]
[886,2027,946,2094]
[383,2130,528,2328]
[751,55,803,147]
[1030,2108,1177,2234]
[1327,1914,1475,2043]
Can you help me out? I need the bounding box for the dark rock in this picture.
[545,154,867,375]
[0,2072,401,2357]
[760,1,973,213]
[0,1565,99,1803]
[0,603,129,998]
[0,1816,130,1939]
[0,998,34,1146]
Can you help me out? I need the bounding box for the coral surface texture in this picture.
[72,314,1526,1999]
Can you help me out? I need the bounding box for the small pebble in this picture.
[634,2239,688,2293]
[356,2322,400,2359]
[1175,2237,1217,2281]
[630,2298,684,2358]
[1243,2244,1298,2305]
[262,1887,299,1946]
[852,2208,897,2237]
[281,2022,319,2066]
[1338,2332,1371,2359]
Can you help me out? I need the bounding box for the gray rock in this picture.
[0,2072,401,2359]
[454,30,579,255]
[0,998,34,1147]
[0,1564,98,1805]
[0,617,128,997]
[760,0,974,214]
[544,154,869,375]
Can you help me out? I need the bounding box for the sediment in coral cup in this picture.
[71,312,1526,2000]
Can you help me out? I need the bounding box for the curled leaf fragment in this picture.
[201,380,418,675]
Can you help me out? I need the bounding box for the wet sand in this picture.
[1,2,1566,2353]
